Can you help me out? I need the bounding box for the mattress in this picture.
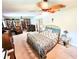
[27,31,60,58]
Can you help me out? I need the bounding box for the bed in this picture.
[27,25,60,59]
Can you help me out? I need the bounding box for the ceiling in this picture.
[2,0,76,13]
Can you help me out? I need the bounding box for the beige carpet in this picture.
[13,31,77,59]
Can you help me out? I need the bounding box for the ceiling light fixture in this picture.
[37,0,65,13]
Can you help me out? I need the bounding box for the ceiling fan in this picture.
[37,0,65,13]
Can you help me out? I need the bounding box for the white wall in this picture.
[33,7,76,32]
[32,7,77,46]
[51,7,77,46]
[52,7,77,32]
[33,7,76,31]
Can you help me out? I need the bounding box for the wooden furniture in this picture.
[15,21,23,34]
[2,31,13,50]
[21,21,26,30]
[3,19,15,33]
[2,30,16,59]
[27,25,35,32]
[21,18,31,30]
[15,26,22,34]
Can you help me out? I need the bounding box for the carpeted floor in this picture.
[12,31,77,59]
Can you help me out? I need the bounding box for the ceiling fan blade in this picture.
[47,4,65,13]
[49,4,65,9]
